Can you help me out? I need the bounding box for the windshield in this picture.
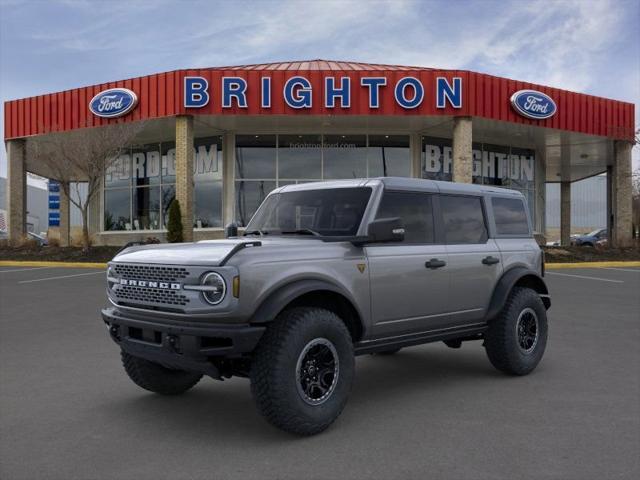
[587,229,604,237]
[245,187,372,237]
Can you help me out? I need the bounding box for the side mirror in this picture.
[225,222,239,238]
[366,217,405,243]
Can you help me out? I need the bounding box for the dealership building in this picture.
[3,60,636,246]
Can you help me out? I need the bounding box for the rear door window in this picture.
[492,197,530,236]
[440,195,488,244]
[375,191,435,243]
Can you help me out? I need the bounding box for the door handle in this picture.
[482,256,500,265]
[425,258,446,269]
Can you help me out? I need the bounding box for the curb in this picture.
[0,260,107,269]
[546,261,640,269]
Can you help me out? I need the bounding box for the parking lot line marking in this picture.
[546,272,624,283]
[18,270,105,284]
[600,267,640,273]
[0,266,56,273]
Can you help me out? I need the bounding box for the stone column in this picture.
[409,133,422,178]
[452,117,472,183]
[560,181,571,246]
[175,115,194,242]
[611,141,633,247]
[222,133,236,226]
[6,139,27,244]
[59,182,70,247]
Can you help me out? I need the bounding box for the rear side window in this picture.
[440,195,488,244]
[492,197,530,236]
[375,191,435,243]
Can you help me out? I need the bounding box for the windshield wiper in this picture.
[280,228,321,237]
[243,229,269,236]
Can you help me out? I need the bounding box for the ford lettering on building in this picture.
[510,89,557,120]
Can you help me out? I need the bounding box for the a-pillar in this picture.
[6,139,27,244]
[560,181,571,246]
[452,116,472,183]
[610,141,633,247]
[175,115,194,242]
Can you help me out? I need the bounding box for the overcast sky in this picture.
[1,0,638,181]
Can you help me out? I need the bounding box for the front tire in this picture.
[121,351,202,395]
[250,307,355,435]
[484,287,548,375]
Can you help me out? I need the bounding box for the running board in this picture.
[354,324,487,355]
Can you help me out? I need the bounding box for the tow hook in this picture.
[109,325,121,342]
[166,334,180,353]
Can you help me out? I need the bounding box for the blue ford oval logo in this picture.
[510,89,556,120]
[89,88,138,118]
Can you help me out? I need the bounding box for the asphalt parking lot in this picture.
[1,265,639,480]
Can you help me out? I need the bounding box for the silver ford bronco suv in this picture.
[102,177,550,435]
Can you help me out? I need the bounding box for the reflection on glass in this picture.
[194,136,223,183]
[422,137,452,182]
[235,180,277,226]
[323,135,367,179]
[236,135,276,179]
[161,141,176,184]
[278,134,322,179]
[161,185,175,228]
[132,143,161,187]
[194,181,223,228]
[105,153,131,188]
[441,195,488,244]
[132,186,160,230]
[104,188,131,231]
[368,135,410,177]
[492,197,529,235]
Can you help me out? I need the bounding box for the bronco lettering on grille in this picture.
[119,279,181,290]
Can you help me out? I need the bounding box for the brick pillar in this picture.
[410,133,422,178]
[175,115,194,242]
[6,139,27,244]
[59,182,70,247]
[452,117,472,183]
[611,141,633,247]
[222,133,236,226]
[560,181,571,246]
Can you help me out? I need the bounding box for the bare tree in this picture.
[27,121,144,250]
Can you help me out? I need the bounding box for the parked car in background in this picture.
[572,229,607,247]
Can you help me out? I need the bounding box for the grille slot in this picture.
[114,264,189,282]
[115,285,190,306]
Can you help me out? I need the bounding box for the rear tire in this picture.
[250,307,355,435]
[121,351,202,395]
[484,287,548,376]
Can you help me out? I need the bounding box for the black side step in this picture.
[354,324,487,356]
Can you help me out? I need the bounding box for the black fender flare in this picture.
[249,279,364,326]
[485,267,550,322]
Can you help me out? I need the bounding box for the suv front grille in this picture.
[113,264,189,282]
[115,285,190,307]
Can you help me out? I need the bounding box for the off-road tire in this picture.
[250,307,355,435]
[484,287,548,376]
[121,351,202,395]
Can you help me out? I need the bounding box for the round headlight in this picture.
[201,272,226,305]
[107,266,116,291]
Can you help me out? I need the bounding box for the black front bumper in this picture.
[102,307,265,378]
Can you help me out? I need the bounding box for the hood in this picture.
[111,237,327,266]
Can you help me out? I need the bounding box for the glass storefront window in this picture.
[323,135,367,179]
[278,134,322,180]
[422,136,453,182]
[104,188,131,231]
[236,135,276,179]
[104,136,223,232]
[368,135,410,177]
[132,186,161,230]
